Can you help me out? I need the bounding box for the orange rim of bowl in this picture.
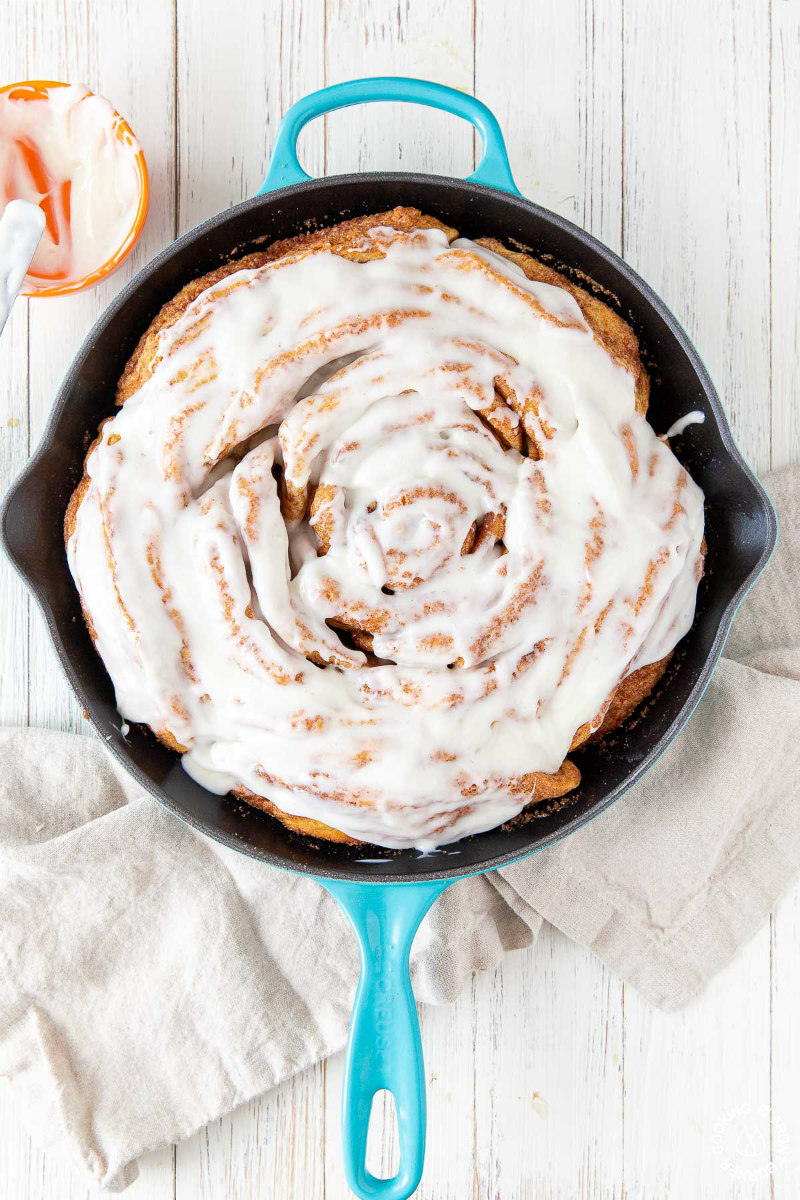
[0,80,150,297]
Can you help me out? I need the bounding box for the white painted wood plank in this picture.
[576,0,624,251]
[414,992,475,1199]
[622,0,772,473]
[470,930,623,1200]
[175,1061,326,1200]
[623,925,772,1200]
[620,6,773,1197]
[176,0,325,233]
[0,299,29,729]
[771,881,800,1196]
[475,0,623,243]
[476,0,581,220]
[770,0,800,470]
[0,0,30,731]
[324,0,475,179]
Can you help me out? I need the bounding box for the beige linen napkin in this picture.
[1,467,798,1191]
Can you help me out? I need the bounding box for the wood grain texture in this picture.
[771,0,800,470]
[576,0,623,252]
[175,1062,326,1200]
[620,9,774,1199]
[623,925,772,1200]
[177,0,325,231]
[622,0,772,472]
[325,0,474,177]
[1,0,798,1197]
[0,0,30,731]
[0,300,29,728]
[476,0,581,218]
[471,928,624,1200]
[772,885,800,1197]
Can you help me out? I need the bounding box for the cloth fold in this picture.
[1,467,798,1191]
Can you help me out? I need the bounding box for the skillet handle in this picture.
[321,877,452,1200]
[258,77,520,196]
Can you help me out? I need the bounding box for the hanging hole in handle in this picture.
[366,1089,400,1181]
[323,103,475,179]
[294,123,325,183]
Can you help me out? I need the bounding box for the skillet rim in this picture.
[0,171,778,882]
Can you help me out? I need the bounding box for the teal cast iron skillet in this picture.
[1,78,777,1200]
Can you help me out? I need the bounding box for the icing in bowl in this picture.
[0,80,148,295]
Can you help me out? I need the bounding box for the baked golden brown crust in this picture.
[67,207,682,847]
[233,756,584,846]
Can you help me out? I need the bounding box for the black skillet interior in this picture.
[1,174,777,882]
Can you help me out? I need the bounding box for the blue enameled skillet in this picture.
[1,78,777,1200]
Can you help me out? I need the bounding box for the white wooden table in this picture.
[2,1,799,1196]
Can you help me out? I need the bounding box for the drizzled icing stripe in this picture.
[66,216,705,849]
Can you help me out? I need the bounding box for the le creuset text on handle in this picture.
[321,879,451,1200]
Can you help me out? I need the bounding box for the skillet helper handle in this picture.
[321,877,452,1200]
[258,76,520,196]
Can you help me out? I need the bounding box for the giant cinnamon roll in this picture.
[65,208,705,849]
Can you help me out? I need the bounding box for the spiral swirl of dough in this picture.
[66,210,704,848]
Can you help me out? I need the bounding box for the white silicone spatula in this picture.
[0,199,46,336]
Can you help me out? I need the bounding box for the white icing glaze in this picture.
[0,199,44,333]
[0,82,144,291]
[67,224,705,849]
[665,410,706,438]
